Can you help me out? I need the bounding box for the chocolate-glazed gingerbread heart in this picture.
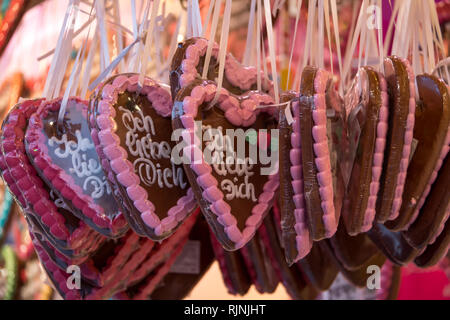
[386,74,450,231]
[170,37,273,100]
[0,100,106,259]
[329,220,380,271]
[24,97,128,237]
[93,74,197,240]
[414,220,450,268]
[376,56,416,223]
[403,155,450,249]
[172,79,279,250]
[88,78,147,236]
[324,239,386,288]
[278,91,313,264]
[296,66,346,241]
[343,67,389,235]
[368,223,419,265]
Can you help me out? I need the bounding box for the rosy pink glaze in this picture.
[180,38,273,94]
[0,100,77,242]
[25,98,127,233]
[387,57,416,221]
[289,100,313,261]
[179,82,278,249]
[311,69,337,237]
[361,71,389,232]
[406,128,450,231]
[95,74,196,237]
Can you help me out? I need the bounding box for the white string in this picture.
[202,0,215,37]
[202,0,223,79]
[242,0,257,65]
[264,0,279,104]
[286,0,302,90]
[138,0,160,86]
[210,0,232,106]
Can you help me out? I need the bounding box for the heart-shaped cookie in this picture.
[285,66,345,246]
[386,74,450,231]
[172,79,279,250]
[0,100,105,260]
[170,37,273,100]
[368,223,419,265]
[92,74,197,240]
[323,239,386,288]
[329,220,380,271]
[376,56,416,223]
[414,220,449,268]
[25,97,128,237]
[342,67,389,235]
[403,154,449,249]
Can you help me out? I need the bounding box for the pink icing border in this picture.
[311,69,337,237]
[386,57,416,221]
[25,97,127,235]
[406,126,450,230]
[289,100,313,261]
[361,70,389,232]
[178,38,273,95]
[0,100,93,245]
[95,74,197,238]
[177,81,279,249]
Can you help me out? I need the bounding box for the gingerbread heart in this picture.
[280,66,345,256]
[368,223,419,265]
[376,56,416,223]
[24,97,128,238]
[170,37,273,100]
[87,80,146,236]
[414,220,450,268]
[92,74,197,240]
[172,79,279,250]
[0,100,105,260]
[342,67,389,235]
[329,220,380,271]
[403,154,450,249]
[324,239,386,288]
[386,74,450,231]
